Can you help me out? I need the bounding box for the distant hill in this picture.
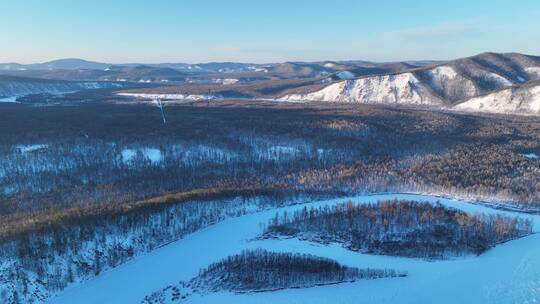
[0,58,109,71]
[0,75,126,100]
[3,53,540,115]
[280,52,540,115]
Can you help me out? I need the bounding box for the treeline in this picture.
[142,249,404,303]
[192,249,403,293]
[263,200,533,259]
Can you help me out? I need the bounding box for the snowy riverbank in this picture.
[49,194,540,304]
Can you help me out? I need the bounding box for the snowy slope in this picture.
[0,76,123,100]
[277,53,540,115]
[281,73,442,105]
[419,65,481,102]
[49,194,540,304]
[279,65,519,107]
[336,71,355,80]
[454,83,540,115]
[526,67,540,79]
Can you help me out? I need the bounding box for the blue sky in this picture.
[1,0,539,63]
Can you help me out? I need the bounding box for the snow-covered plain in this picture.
[49,194,540,304]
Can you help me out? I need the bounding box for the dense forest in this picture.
[0,101,538,238]
[192,249,401,292]
[142,249,404,303]
[262,200,533,259]
[0,101,538,302]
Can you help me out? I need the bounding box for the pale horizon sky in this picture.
[1,0,540,64]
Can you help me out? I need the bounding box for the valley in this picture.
[0,53,539,304]
[0,98,538,303]
[3,1,540,303]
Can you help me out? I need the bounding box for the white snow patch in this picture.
[431,66,457,80]
[521,153,539,159]
[16,144,49,153]
[0,96,17,102]
[144,148,163,163]
[213,78,239,85]
[336,71,355,80]
[121,149,137,163]
[486,73,513,86]
[428,66,460,91]
[222,78,239,85]
[121,148,163,165]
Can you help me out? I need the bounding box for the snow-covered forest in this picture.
[262,200,533,259]
[0,102,538,303]
[1,103,538,222]
[142,249,404,303]
[192,249,404,292]
[0,193,316,303]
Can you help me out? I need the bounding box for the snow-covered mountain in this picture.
[0,75,124,100]
[280,52,540,115]
[281,73,443,105]
[3,53,540,115]
[454,82,540,115]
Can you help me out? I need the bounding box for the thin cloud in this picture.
[382,20,487,42]
[214,43,329,63]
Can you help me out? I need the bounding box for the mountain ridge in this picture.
[279,52,540,115]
